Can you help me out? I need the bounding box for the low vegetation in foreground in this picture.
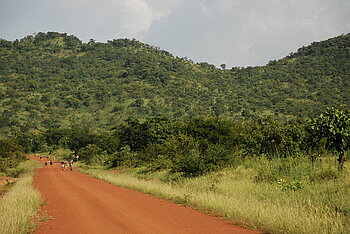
[80,156,349,234]
[0,160,42,234]
[1,105,349,233]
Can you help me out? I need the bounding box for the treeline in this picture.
[3,108,348,177]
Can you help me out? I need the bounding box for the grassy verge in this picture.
[80,156,350,233]
[0,160,42,234]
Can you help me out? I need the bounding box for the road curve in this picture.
[31,157,259,234]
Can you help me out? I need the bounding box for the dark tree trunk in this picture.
[337,152,346,170]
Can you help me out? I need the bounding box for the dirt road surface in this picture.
[31,157,259,234]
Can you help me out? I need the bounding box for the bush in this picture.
[51,148,74,160]
[172,149,203,177]
[242,117,307,158]
[0,138,25,172]
[171,140,231,177]
[110,146,137,167]
[77,144,102,165]
[277,179,303,191]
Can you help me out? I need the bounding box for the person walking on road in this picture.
[60,161,65,171]
[69,160,74,171]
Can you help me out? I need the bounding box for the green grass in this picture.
[80,156,350,233]
[6,160,42,178]
[0,160,42,234]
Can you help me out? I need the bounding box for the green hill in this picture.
[0,32,349,135]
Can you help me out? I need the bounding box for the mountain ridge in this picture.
[0,32,349,134]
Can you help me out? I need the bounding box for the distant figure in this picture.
[69,160,74,171]
[60,161,65,171]
[40,155,43,160]
[76,155,79,162]
[44,161,48,166]
[49,160,53,165]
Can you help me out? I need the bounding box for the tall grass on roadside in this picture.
[81,168,188,203]
[80,156,350,234]
[0,160,42,234]
[6,160,42,177]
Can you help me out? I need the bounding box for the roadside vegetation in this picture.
[80,155,349,233]
[0,138,26,173]
[0,160,42,234]
[1,107,349,233]
[77,108,349,233]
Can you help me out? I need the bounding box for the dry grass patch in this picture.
[0,160,42,234]
[80,158,350,233]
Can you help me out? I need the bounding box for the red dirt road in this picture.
[31,157,259,234]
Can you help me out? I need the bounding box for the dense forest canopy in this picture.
[0,32,349,136]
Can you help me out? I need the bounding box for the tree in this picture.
[0,138,25,171]
[311,108,350,169]
[77,144,102,165]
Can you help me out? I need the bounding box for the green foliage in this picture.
[14,131,46,153]
[0,138,25,172]
[171,142,230,177]
[1,31,349,177]
[17,112,345,178]
[242,117,308,157]
[277,179,303,191]
[114,117,178,151]
[77,144,102,165]
[44,126,98,152]
[110,146,135,167]
[183,116,240,148]
[6,160,41,178]
[311,108,350,152]
[311,108,350,169]
[51,148,74,160]
[0,32,349,134]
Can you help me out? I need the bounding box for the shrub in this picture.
[0,138,25,172]
[171,141,231,177]
[77,144,102,165]
[110,146,137,167]
[277,179,303,191]
[51,148,74,160]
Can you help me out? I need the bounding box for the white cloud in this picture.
[198,3,212,17]
[0,0,163,40]
[117,0,158,37]
[147,0,185,17]
[0,0,349,67]
[143,0,350,67]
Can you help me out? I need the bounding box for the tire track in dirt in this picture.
[31,157,259,234]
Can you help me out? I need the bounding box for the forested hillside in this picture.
[1,32,349,234]
[0,32,349,135]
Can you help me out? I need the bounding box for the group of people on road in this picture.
[60,160,74,171]
[44,160,53,166]
[39,154,55,166]
[39,154,75,171]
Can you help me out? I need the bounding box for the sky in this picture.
[1,0,349,68]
